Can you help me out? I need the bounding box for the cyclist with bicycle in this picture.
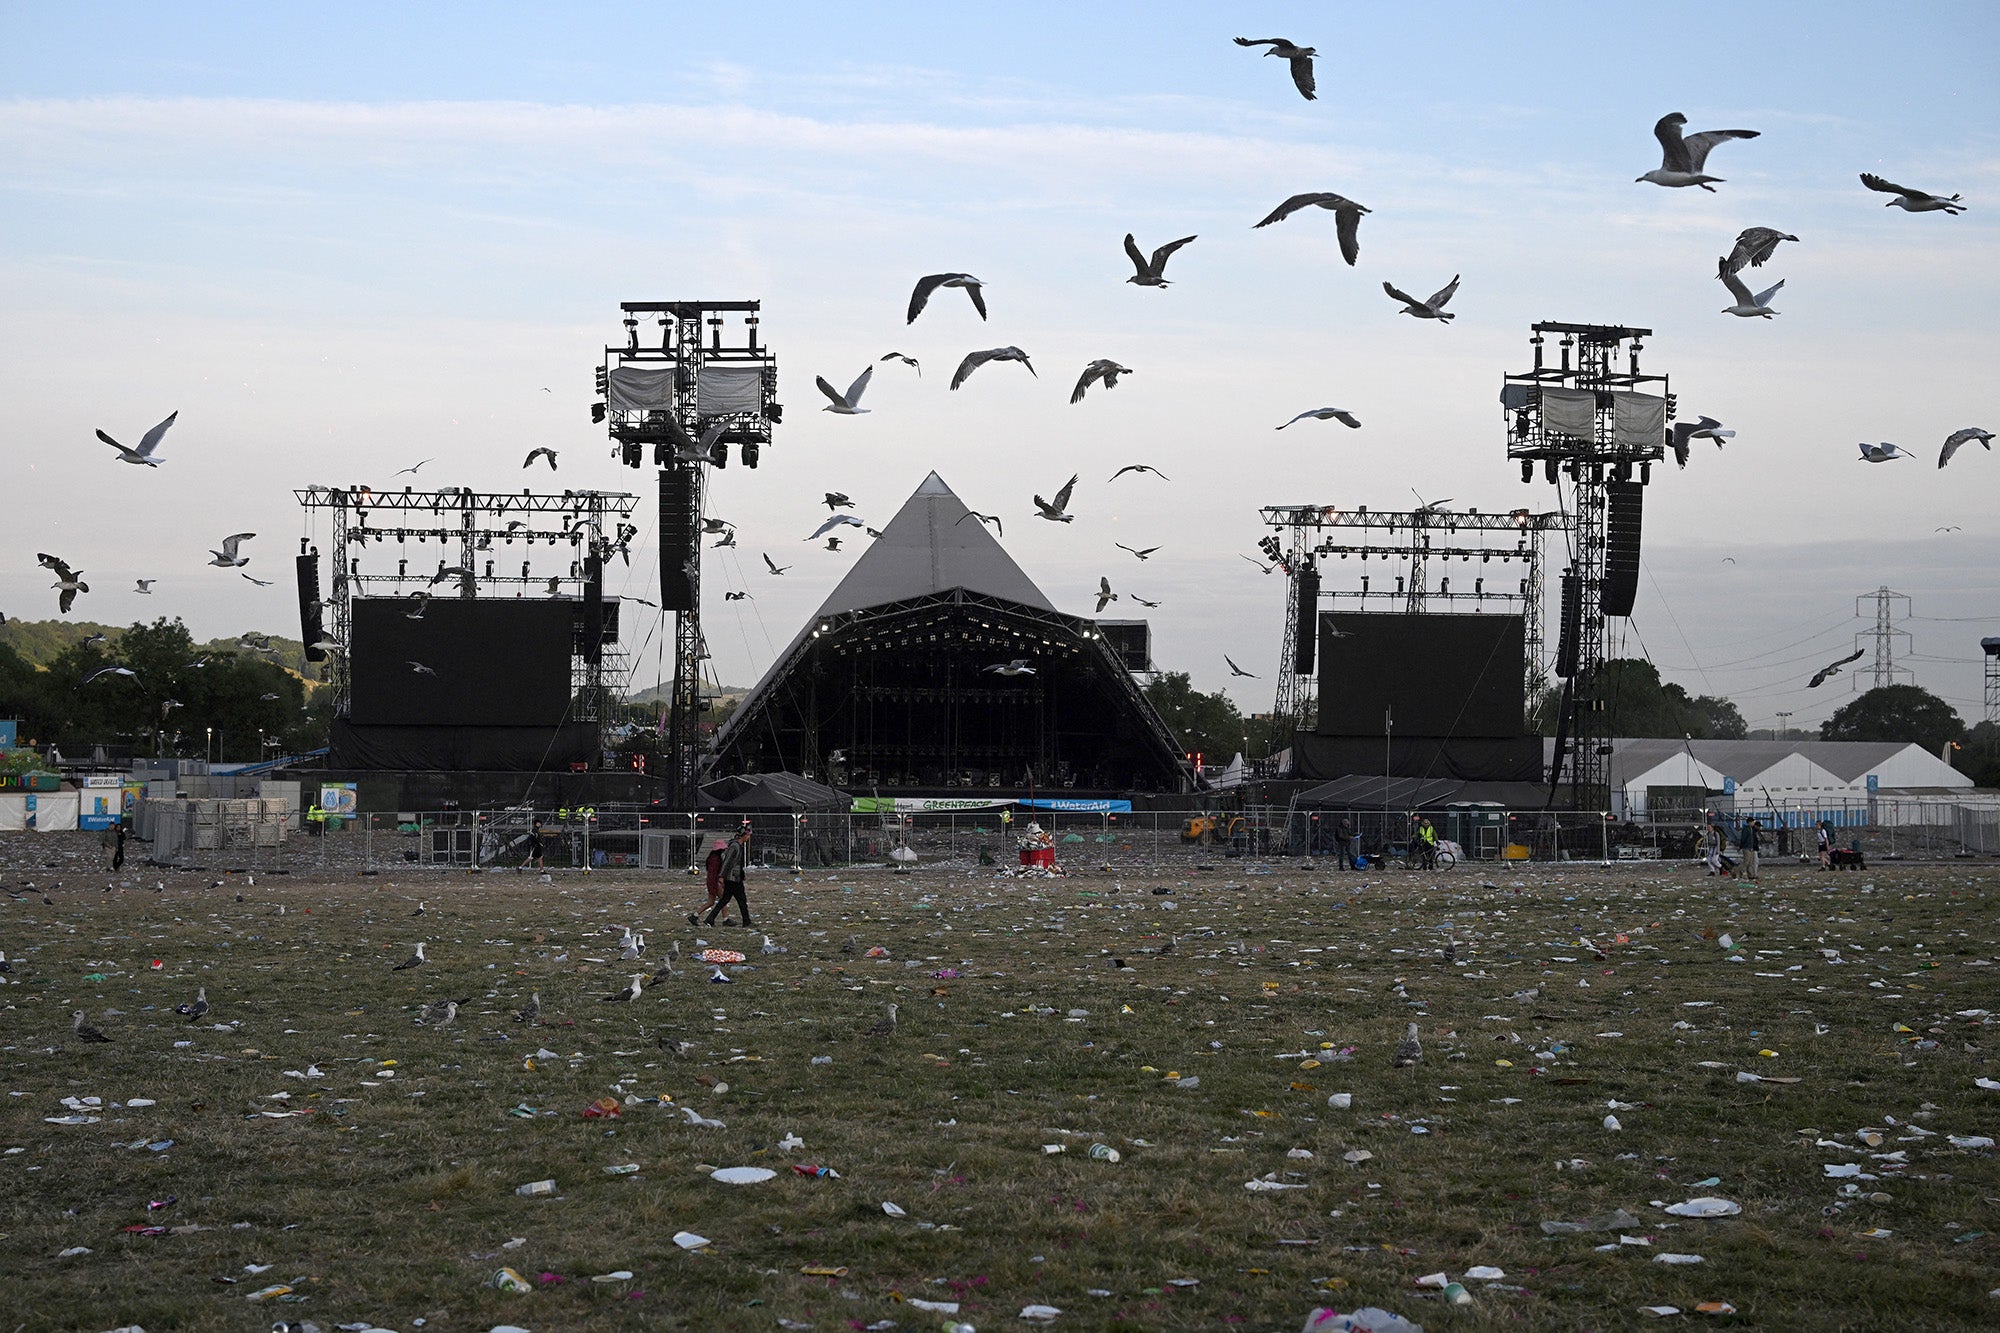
[1414,815,1439,872]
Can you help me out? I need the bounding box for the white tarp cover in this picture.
[697,363,764,416]
[27,791,78,831]
[607,366,677,411]
[1613,392,1668,450]
[1540,387,1596,439]
[0,794,24,832]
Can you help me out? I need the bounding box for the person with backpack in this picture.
[1735,816,1762,884]
[699,827,754,929]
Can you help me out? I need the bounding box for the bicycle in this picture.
[1397,847,1456,872]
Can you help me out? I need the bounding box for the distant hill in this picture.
[0,618,323,681]
[625,680,752,706]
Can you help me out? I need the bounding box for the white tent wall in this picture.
[27,792,78,831]
[0,795,24,832]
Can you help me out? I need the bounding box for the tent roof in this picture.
[811,471,1054,618]
[701,771,848,810]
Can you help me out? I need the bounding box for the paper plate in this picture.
[697,949,747,965]
[710,1166,776,1185]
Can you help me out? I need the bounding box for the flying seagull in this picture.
[824,536,842,551]
[1808,648,1866,688]
[1939,427,1993,468]
[1240,554,1278,575]
[1717,265,1782,319]
[1225,655,1258,678]
[711,528,737,548]
[1383,274,1460,321]
[392,942,427,971]
[240,572,273,587]
[1860,173,1966,215]
[96,411,177,467]
[134,579,154,594]
[1857,442,1910,463]
[1071,359,1133,404]
[1252,193,1369,265]
[1122,232,1197,287]
[72,1010,112,1044]
[1115,542,1159,561]
[724,590,749,601]
[907,273,987,324]
[824,492,853,510]
[39,553,88,613]
[809,514,866,541]
[394,458,433,477]
[1109,464,1168,482]
[950,346,1035,390]
[1638,112,1759,191]
[1669,415,1736,467]
[879,351,920,375]
[1723,227,1799,274]
[1094,577,1118,613]
[1277,407,1361,430]
[407,661,436,676]
[955,510,1003,537]
[1232,36,1316,100]
[815,366,873,415]
[208,533,256,567]
[763,554,790,576]
[1033,474,1079,523]
[522,447,559,470]
[985,659,1036,677]
[84,666,137,684]
[1130,594,1160,608]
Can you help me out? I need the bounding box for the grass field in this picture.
[2,836,1996,1331]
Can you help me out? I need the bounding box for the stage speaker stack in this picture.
[1292,558,1320,675]
[296,553,326,662]
[1602,481,1644,617]
[1555,571,1581,678]
[582,553,604,664]
[658,468,697,612]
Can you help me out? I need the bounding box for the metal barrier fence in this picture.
[175,795,1994,874]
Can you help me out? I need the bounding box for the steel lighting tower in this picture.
[1261,502,1565,759]
[1982,636,2000,724]
[1502,322,1672,806]
[598,301,779,805]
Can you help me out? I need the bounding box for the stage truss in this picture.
[295,485,640,730]
[1262,503,1567,757]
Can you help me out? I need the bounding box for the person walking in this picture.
[1335,815,1356,871]
[1736,816,1762,884]
[106,816,127,871]
[689,838,728,923]
[1816,818,1834,870]
[702,827,753,928]
[519,819,546,872]
[1701,819,1725,877]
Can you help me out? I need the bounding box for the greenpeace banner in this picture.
[850,796,1133,814]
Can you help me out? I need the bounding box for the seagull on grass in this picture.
[72,1010,111,1043]
[1861,173,1966,214]
[1809,648,1866,688]
[603,973,644,1003]
[1857,442,1910,463]
[207,533,256,567]
[1718,265,1782,319]
[1637,112,1759,191]
[951,346,1035,390]
[180,987,209,1023]
[416,997,464,1027]
[1723,227,1799,273]
[515,992,541,1023]
[1109,465,1168,482]
[1094,577,1118,613]
[96,411,177,467]
[1939,427,1993,468]
[393,942,427,971]
[1115,542,1159,560]
[955,510,1004,537]
[1225,655,1258,678]
[1383,275,1460,321]
[809,514,865,541]
[1392,1022,1423,1066]
[1232,36,1317,100]
[1253,193,1369,265]
[879,352,920,375]
[1070,359,1133,404]
[1033,474,1079,523]
[1669,415,1735,467]
[908,273,987,324]
[523,447,559,470]
[816,366,874,415]
[1278,407,1361,430]
[863,1002,899,1037]
[1122,232,1197,286]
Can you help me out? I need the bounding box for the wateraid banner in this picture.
[850,796,1132,814]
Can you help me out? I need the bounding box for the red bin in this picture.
[1019,847,1055,869]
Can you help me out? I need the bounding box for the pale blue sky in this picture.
[3,2,1996,729]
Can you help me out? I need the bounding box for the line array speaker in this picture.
[1293,559,1319,675]
[1602,481,1644,617]
[1555,570,1581,678]
[582,553,604,664]
[659,467,696,612]
[296,553,326,662]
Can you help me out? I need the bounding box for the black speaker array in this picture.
[1602,481,1644,617]
[658,468,697,612]
[296,553,326,662]
[1555,571,1581,678]
[582,553,604,664]
[1292,559,1319,675]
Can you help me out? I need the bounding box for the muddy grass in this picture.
[2,836,1996,1331]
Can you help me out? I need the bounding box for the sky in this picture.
[2,2,1996,736]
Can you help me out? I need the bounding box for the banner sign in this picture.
[320,782,358,817]
[78,788,120,831]
[0,720,15,749]
[850,796,1134,815]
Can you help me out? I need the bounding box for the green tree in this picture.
[1143,672,1244,762]
[1540,659,1745,739]
[1964,719,2000,788]
[1819,684,1963,754]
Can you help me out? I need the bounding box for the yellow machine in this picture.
[1180,812,1245,845]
